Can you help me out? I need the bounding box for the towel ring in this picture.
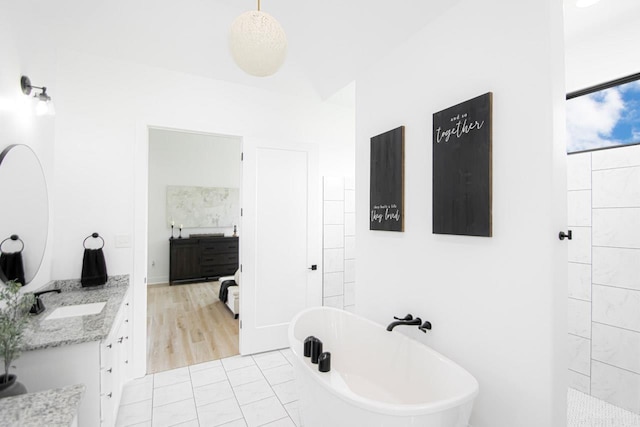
[0,235,24,254]
[83,232,105,250]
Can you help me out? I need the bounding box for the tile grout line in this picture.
[151,374,155,425]
[567,332,591,341]
[568,368,589,378]
[592,206,640,210]
[591,358,640,377]
[123,352,300,427]
[568,296,591,303]
[274,352,299,426]
[591,282,640,292]
[225,356,258,426]
[591,320,640,335]
[254,354,298,426]
[187,365,201,427]
[591,244,640,250]
[589,152,594,395]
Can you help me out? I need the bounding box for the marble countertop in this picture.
[21,275,129,351]
[0,384,85,427]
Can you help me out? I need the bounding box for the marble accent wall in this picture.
[567,145,640,413]
[322,177,356,311]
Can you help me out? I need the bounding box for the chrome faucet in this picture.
[386,314,422,331]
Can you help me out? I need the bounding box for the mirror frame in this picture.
[0,144,49,285]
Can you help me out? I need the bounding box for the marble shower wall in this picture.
[567,145,640,413]
[322,177,356,311]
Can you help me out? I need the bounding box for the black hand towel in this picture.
[81,248,108,287]
[218,279,237,303]
[0,252,26,286]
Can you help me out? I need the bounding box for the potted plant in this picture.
[0,279,34,398]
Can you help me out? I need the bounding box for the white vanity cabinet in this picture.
[100,293,131,426]
[16,287,132,427]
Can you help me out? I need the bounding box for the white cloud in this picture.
[566,88,625,152]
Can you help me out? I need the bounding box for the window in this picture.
[566,73,640,154]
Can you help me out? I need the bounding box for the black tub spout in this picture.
[387,316,422,331]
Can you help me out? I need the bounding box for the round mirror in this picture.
[0,144,48,285]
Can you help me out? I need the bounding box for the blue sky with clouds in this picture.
[567,80,640,153]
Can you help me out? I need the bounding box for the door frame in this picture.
[133,122,244,377]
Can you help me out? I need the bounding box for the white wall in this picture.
[52,49,355,281]
[354,1,566,426]
[0,7,56,292]
[147,128,241,284]
[51,49,354,376]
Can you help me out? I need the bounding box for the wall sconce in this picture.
[20,75,55,116]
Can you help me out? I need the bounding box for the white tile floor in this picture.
[121,355,640,427]
[568,388,640,427]
[117,349,301,427]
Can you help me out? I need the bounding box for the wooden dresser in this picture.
[169,236,238,284]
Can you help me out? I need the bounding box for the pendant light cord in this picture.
[257,0,261,11]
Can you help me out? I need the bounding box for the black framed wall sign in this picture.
[432,92,492,237]
[370,126,404,232]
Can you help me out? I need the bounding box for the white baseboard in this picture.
[147,276,169,286]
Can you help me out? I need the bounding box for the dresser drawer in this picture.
[201,239,238,252]
[202,263,238,277]
[202,252,239,265]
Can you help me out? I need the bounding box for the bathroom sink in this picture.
[45,302,107,320]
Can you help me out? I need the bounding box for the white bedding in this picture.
[219,271,239,318]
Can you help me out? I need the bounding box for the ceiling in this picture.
[563,0,640,43]
[25,0,462,100]
[13,0,640,101]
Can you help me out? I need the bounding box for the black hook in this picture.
[559,230,572,241]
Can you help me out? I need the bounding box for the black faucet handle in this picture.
[393,314,413,321]
[419,321,432,333]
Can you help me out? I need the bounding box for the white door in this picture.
[239,138,322,355]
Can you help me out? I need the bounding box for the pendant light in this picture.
[229,0,287,77]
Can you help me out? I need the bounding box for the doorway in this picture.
[566,74,640,422]
[134,127,323,376]
[146,127,242,373]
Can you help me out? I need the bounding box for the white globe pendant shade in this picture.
[229,10,287,77]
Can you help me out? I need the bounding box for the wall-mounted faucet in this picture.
[387,314,433,333]
[387,314,422,331]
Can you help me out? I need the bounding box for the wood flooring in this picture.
[146,281,239,374]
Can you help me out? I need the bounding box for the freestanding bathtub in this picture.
[288,307,479,427]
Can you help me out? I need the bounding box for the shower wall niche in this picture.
[567,144,640,414]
